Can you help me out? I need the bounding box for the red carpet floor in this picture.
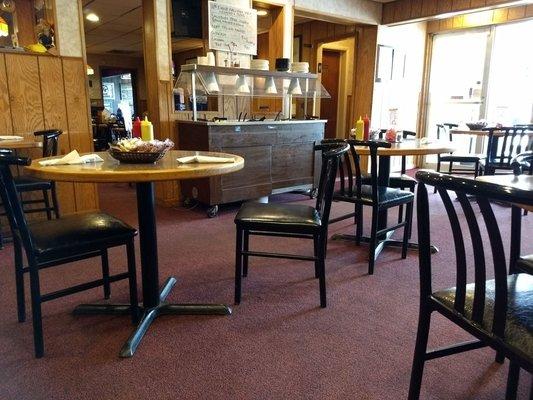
[0,182,531,399]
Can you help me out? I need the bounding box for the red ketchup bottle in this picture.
[363,114,370,140]
[132,117,142,138]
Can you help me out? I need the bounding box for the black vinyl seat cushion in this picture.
[433,274,533,361]
[359,173,417,189]
[14,176,53,192]
[235,202,321,233]
[517,255,533,275]
[389,173,417,189]
[334,185,414,209]
[28,212,137,262]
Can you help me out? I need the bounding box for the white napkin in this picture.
[0,135,23,141]
[38,150,104,166]
[177,155,235,164]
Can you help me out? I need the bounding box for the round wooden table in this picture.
[334,139,456,258]
[25,150,244,357]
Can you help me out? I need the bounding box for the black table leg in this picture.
[73,182,231,358]
[332,155,439,257]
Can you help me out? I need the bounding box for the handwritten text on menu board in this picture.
[208,1,257,56]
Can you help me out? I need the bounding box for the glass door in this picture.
[424,28,491,166]
[486,19,533,126]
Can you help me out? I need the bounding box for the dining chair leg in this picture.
[448,161,453,174]
[323,228,328,259]
[353,203,358,225]
[126,240,139,324]
[243,230,249,277]
[51,183,60,219]
[402,202,413,259]
[368,207,379,275]
[505,361,520,400]
[316,233,326,308]
[234,227,243,304]
[101,249,111,299]
[313,234,320,279]
[408,307,432,400]
[355,204,363,245]
[28,263,44,358]
[398,204,404,224]
[473,161,479,179]
[434,158,441,193]
[14,236,26,323]
[42,190,52,220]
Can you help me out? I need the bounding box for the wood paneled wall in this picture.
[426,4,533,32]
[0,52,98,215]
[382,0,532,24]
[293,21,356,72]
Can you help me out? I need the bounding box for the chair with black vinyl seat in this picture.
[408,171,533,400]
[15,130,62,219]
[435,123,484,178]
[334,140,414,275]
[375,130,418,225]
[234,143,349,308]
[480,126,532,175]
[0,153,139,358]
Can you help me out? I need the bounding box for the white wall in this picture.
[371,22,427,133]
[371,22,427,170]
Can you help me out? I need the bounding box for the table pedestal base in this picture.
[73,276,232,358]
[332,232,439,259]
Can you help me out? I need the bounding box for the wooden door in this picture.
[321,50,341,139]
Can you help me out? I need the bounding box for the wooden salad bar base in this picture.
[178,120,326,217]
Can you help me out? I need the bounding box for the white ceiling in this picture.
[82,0,204,56]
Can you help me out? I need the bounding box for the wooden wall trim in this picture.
[382,0,531,24]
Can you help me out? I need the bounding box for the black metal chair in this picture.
[234,142,349,308]
[0,153,139,358]
[15,130,62,219]
[480,126,532,175]
[334,140,414,275]
[375,130,418,224]
[408,171,533,400]
[435,122,484,178]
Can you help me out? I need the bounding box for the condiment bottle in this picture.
[141,116,154,141]
[363,114,370,140]
[355,116,364,141]
[132,117,142,138]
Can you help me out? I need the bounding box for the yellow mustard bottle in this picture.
[141,116,154,141]
[355,116,364,140]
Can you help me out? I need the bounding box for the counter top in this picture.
[177,119,327,126]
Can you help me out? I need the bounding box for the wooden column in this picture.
[142,0,180,206]
[353,25,378,126]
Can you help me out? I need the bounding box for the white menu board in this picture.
[208,1,257,56]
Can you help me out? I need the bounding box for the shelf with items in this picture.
[0,0,57,55]
[174,64,330,121]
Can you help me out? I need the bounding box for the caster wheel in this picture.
[207,205,219,218]
[309,188,318,199]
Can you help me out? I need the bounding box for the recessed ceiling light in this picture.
[256,9,268,17]
[86,13,99,22]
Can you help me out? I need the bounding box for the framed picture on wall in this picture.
[293,35,302,62]
[375,44,394,82]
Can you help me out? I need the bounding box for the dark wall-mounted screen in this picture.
[172,0,202,39]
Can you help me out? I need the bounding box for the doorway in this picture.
[100,67,138,127]
[321,50,341,139]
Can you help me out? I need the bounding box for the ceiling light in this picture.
[256,9,268,17]
[86,13,99,22]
